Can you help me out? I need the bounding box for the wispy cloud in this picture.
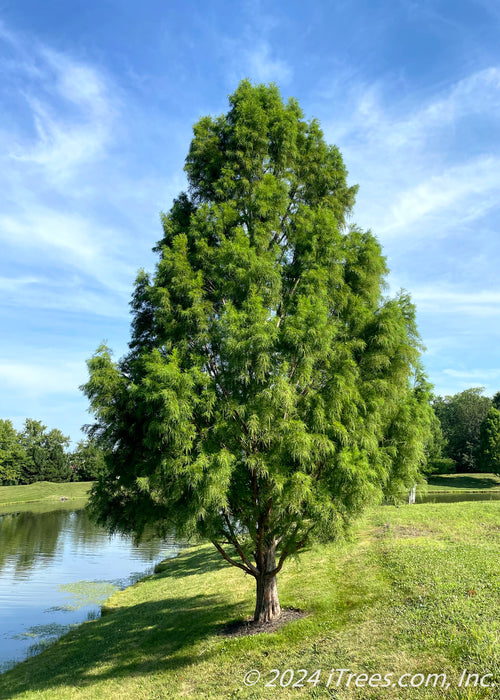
[4,45,117,183]
[443,368,500,381]
[412,287,500,316]
[380,156,500,236]
[0,358,87,397]
[242,41,292,84]
[433,368,500,398]
[0,28,150,317]
[323,66,500,239]
[223,35,292,86]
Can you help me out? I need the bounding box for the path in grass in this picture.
[0,502,499,699]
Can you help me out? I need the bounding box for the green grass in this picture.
[1,501,499,699]
[426,473,500,492]
[0,481,91,508]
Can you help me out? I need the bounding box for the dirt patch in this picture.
[221,607,308,637]
[392,525,435,538]
[373,524,434,539]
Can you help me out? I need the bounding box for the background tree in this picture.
[432,388,491,472]
[477,406,500,474]
[20,419,71,483]
[0,419,25,485]
[83,81,431,622]
[492,391,500,412]
[71,439,106,481]
[412,389,448,476]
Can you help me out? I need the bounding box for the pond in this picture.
[0,503,178,673]
[416,492,500,504]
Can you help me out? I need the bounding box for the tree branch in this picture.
[223,513,259,575]
[203,344,250,435]
[211,540,255,576]
[270,524,315,577]
[268,187,297,250]
[276,276,301,328]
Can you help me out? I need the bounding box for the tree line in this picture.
[428,388,500,474]
[0,419,105,485]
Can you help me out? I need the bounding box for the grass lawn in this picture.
[426,473,500,493]
[0,501,499,699]
[0,481,91,508]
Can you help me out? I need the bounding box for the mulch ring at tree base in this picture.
[221,608,308,637]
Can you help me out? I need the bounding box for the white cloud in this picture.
[431,368,500,398]
[412,287,500,316]
[0,29,148,313]
[0,276,40,293]
[223,36,292,86]
[6,47,117,183]
[323,66,500,238]
[0,205,138,304]
[443,368,500,381]
[243,42,292,84]
[0,210,99,262]
[379,156,500,236]
[0,359,87,397]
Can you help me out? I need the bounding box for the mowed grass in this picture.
[426,473,500,492]
[1,502,499,699]
[0,481,91,508]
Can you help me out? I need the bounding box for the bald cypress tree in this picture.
[83,81,431,622]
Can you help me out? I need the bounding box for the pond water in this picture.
[0,503,178,672]
[416,492,500,504]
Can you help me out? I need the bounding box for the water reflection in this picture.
[417,492,500,504]
[0,510,67,578]
[0,506,177,672]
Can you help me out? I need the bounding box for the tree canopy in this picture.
[0,419,25,485]
[71,438,106,481]
[432,388,492,472]
[83,81,432,622]
[20,419,71,484]
[477,406,500,474]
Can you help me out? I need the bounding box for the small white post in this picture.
[408,485,416,504]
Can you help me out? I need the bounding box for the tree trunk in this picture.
[254,545,281,622]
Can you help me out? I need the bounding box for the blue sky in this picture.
[1,0,499,445]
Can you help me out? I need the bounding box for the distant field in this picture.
[426,472,500,492]
[0,481,92,507]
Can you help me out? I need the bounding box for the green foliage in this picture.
[433,388,492,472]
[427,457,456,474]
[71,439,106,481]
[477,406,500,474]
[420,404,448,475]
[0,420,25,485]
[83,81,431,610]
[20,420,71,484]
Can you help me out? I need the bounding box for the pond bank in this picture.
[0,481,91,508]
[426,472,500,493]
